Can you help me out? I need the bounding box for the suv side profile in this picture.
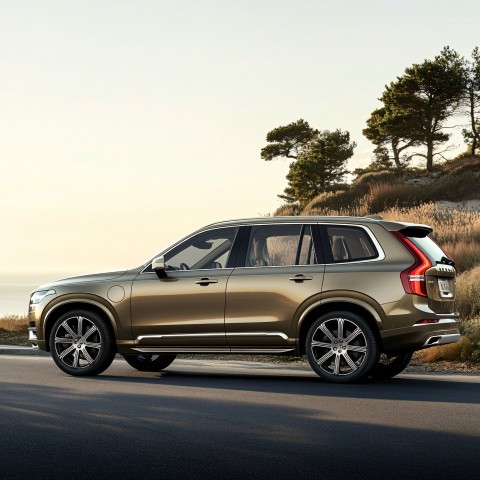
[28,216,460,383]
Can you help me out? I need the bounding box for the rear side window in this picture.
[245,224,318,267]
[324,226,378,263]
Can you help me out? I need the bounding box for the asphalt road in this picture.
[1,355,480,480]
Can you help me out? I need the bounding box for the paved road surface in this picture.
[1,355,480,479]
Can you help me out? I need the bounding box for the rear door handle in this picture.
[289,274,313,282]
[195,278,218,286]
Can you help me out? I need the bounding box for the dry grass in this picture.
[456,267,480,319]
[0,314,28,333]
[442,155,480,173]
[366,182,423,213]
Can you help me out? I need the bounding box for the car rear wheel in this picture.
[122,354,177,372]
[370,351,413,379]
[49,309,116,376]
[306,311,379,383]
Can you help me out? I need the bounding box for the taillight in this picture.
[392,231,432,297]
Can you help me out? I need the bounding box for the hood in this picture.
[35,270,127,291]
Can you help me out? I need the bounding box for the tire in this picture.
[122,354,177,372]
[49,309,116,376]
[305,311,379,383]
[370,351,413,380]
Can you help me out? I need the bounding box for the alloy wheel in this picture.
[310,317,368,376]
[54,315,102,369]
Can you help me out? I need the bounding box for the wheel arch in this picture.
[297,298,383,355]
[43,298,118,352]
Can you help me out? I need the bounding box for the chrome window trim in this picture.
[140,221,385,274]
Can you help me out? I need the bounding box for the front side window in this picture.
[325,226,378,263]
[163,227,238,270]
[245,224,317,267]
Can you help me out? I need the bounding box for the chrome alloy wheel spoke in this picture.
[77,316,83,337]
[59,344,76,359]
[319,323,335,342]
[84,342,101,349]
[337,318,344,339]
[342,352,358,371]
[61,321,76,338]
[55,337,74,344]
[346,344,367,353]
[316,350,335,366]
[345,327,362,344]
[72,349,80,368]
[311,340,332,349]
[333,354,341,375]
[83,325,98,339]
[81,347,94,365]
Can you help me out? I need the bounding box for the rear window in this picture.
[407,236,450,264]
[325,226,378,263]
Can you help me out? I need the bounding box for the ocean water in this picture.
[0,272,80,316]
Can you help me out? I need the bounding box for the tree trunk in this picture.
[469,89,479,156]
[426,141,434,172]
[391,140,401,167]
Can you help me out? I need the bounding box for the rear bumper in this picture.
[381,314,460,353]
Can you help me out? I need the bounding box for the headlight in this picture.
[30,289,56,304]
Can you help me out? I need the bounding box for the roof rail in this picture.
[363,214,384,220]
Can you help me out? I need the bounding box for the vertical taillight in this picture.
[391,231,432,297]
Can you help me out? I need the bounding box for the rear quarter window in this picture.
[324,226,378,263]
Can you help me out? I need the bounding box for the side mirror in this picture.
[152,256,166,271]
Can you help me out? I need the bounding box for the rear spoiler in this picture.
[379,220,433,238]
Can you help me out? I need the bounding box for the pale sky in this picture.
[1,0,479,276]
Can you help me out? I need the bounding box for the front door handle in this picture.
[289,274,313,282]
[195,278,218,286]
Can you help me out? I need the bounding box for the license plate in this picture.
[438,279,450,293]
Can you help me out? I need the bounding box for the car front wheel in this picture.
[49,309,116,376]
[306,311,379,383]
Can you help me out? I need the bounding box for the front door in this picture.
[225,224,325,350]
[131,227,239,350]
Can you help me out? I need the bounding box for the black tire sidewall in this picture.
[49,309,116,376]
[306,311,379,383]
[370,351,413,380]
[122,354,177,372]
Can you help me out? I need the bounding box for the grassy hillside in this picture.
[275,156,480,363]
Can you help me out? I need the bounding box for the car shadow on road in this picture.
[92,364,480,405]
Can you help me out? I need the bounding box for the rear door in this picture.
[224,223,325,350]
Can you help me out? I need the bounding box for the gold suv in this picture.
[29,216,460,383]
